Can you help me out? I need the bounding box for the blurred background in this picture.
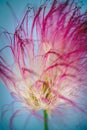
[0,0,87,130]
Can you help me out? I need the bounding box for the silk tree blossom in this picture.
[0,0,87,130]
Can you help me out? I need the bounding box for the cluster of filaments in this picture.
[0,0,87,112]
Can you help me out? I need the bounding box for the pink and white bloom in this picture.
[0,0,87,129]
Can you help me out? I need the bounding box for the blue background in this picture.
[0,0,87,130]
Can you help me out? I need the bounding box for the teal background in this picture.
[0,0,87,130]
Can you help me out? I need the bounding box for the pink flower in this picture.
[0,0,87,130]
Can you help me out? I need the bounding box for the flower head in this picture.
[0,0,87,129]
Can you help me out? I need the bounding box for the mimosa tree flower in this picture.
[0,0,87,130]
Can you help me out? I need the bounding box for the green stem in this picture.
[43,110,49,130]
